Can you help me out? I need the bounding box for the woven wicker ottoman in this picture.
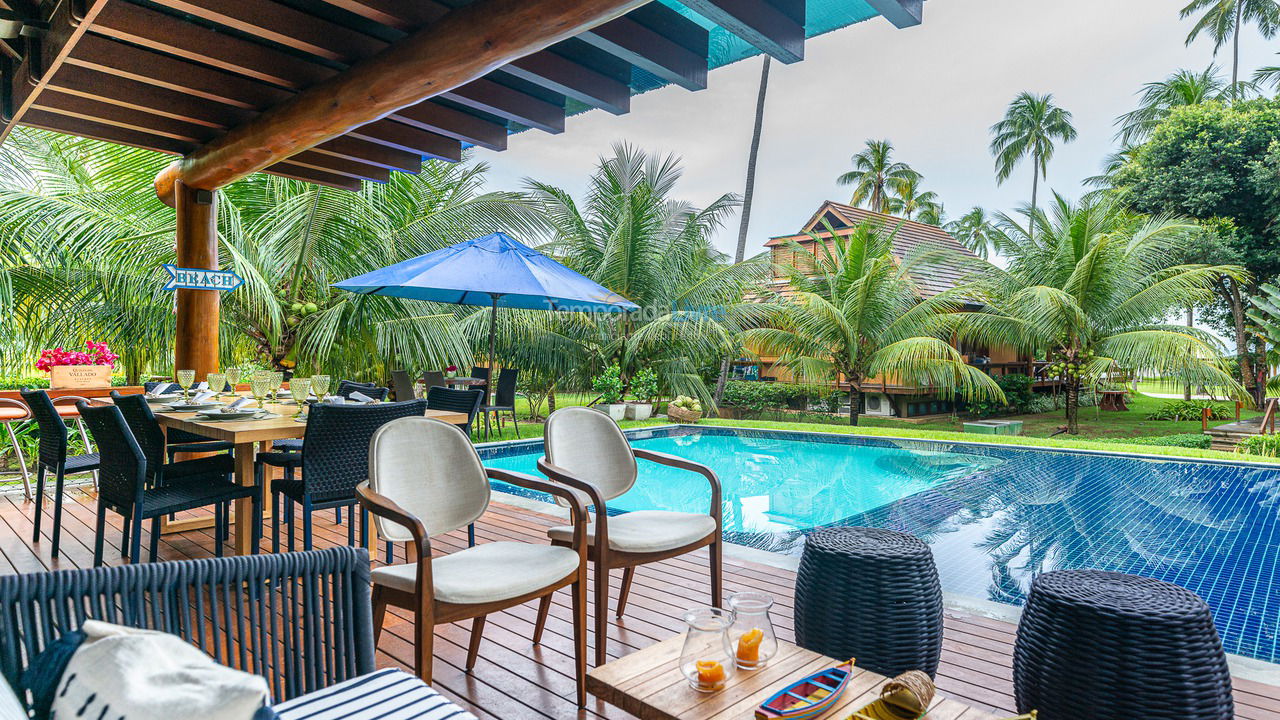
[793,526,943,678]
[1013,570,1233,720]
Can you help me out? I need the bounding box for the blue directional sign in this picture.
[162,264,243,292]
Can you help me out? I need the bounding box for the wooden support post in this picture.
[174,181,219,380]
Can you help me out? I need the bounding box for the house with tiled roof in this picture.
[743,201,1056,419]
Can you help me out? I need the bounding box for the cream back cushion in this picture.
[544,406,637,504]
[368,417,489,542]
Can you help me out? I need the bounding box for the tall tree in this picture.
[989,92,1078,218]
[884,173,941,221]
[1181,0,1280,95]
[526,143,769,408]
[836,140,916,213]
[717,56,772,403]
[1115,66,1239,146]
[956,195,1244,434]
[946,207,1004,259]
[745,221,1003,426]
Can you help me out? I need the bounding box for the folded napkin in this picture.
[195,381,209,391]
[147,383,176,397]
[224,397,252,410]
[191,391,216,403]
[348,391,374,403]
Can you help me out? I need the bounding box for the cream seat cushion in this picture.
[547,510,716,553]
[371,542,579,604]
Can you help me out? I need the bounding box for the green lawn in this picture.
[470,390,1271,464]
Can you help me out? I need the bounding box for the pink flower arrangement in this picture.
[36,341,120,372]
[446,365,458,372]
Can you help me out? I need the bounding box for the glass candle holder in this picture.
[723,591,779,670]
[679,607,736,693]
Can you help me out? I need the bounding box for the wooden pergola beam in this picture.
[155,0,650,202]
[578,10,709,91]
[864,0,924,28]
[679,0,805,63]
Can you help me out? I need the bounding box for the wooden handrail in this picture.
[1259,397,1279,435]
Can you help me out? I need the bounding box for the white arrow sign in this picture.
[162,264,244,292]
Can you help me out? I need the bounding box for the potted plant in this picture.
[668,395,703,423]
[626,368,659,420]
[36,341,118,389]
[592,365,627,420]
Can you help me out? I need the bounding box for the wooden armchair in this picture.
[534,406,722,665]
[356,416,590,705]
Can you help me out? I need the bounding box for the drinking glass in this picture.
[206,372,227,399]
[722,592,779,670]
[678,607,735,693]
[224,367,241,395]
[311,374,331,401]
[176,369,195,401]
[289,378,311,419]
[269,371,284,402]
[250,374,271,409]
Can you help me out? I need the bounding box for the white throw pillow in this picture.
[51,621,271,720]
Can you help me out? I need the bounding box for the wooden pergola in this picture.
[0,0,924,379]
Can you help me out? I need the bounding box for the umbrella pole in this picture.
[487,293,500,407]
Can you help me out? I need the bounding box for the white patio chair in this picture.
[356,417,589,705]
[535,406,722,665]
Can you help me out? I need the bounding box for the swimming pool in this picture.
[480,425,1280,664]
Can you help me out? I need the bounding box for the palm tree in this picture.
[836,140,916,213]
[916,202,947,227]
[0,128,540,382]
[954,194,1245,434]
[989,93,1078,218]
[884,173,941,221]
[1115,66,1241,146]
[945,207,1004,259]
[1181,0,1280,95]
[526,143,769,408]
[744,220,1003,426]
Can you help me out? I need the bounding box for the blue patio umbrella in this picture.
[333,232,637,400]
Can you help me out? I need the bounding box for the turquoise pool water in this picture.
[483,427,1001,536]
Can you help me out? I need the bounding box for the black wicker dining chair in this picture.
[0,547,375,705]
[391,370,417,401]
[469,366,490,397]
[142,381,236,463]
[480,368,520,440]
[422,371,446,392]
[426,386,484,438]
[76,401,262,565]
[19,389,100,560]
[257,399,428,553]
[335,380,390,401]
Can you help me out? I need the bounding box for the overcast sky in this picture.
[477,0,1278,258]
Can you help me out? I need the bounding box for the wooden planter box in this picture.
[49,365,113,390]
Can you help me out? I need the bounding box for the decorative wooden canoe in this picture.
[754,661,853,720]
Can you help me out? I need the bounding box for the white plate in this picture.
[165,402,222,412]
[195,410,261,421]
[145,393,181,403]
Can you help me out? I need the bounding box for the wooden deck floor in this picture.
[3,485,1279,720]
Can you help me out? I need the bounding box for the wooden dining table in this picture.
[101,394,467,555]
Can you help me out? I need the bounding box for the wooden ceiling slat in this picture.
[145,0,386,64]
[33,90,218,143]
[313,136,421,174]
[288,149,389,183]
[440,79,565,134]
[579,13,709,90]
[90,2,331,89]
[0,0,111,146]
[864,0,923,28]
[320,0,449,30]
[679,0,805,64]
[68,35,290,110]
[348,121,462,163]
[19,108,194,155]
[506,51,629,115]
[265,162,364,191]
[47,66,253,129]
[393,102,507,151]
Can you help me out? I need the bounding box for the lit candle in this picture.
[696,660,726,690]
[737,627,763,665]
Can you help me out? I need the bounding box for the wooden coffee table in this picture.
[587,634,1000,720]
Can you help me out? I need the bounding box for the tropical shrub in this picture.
[1146,400,1231,421]
[1126,433,1213,449]
[968,374,1035,418]
[1237,434,1280,457]
[1021,395,1058,414]
[630,368,660,403]
[592,365,625,405]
